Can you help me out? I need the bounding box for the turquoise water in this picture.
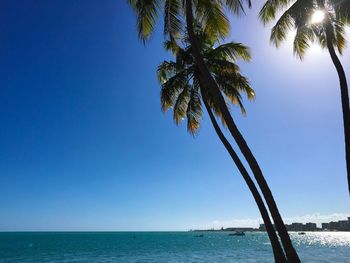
[0,232,349,262]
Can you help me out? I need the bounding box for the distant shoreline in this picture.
[190,229,350,232]
[1,230,350,233]
[190,217,350,232]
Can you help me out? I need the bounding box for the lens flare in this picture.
[311,10,325,24]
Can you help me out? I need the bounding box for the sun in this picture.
[311,10,325,24]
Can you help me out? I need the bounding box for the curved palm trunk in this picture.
[325,27,350,196]
[185,1,300,262]
[201,89,287,263]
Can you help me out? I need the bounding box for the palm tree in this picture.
[128,1,301,262]
[158,33,287,263]
[260,0,350,195]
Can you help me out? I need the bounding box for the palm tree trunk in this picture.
[325,26,350,195]
[185,1,300,262]
[201,88,287,263]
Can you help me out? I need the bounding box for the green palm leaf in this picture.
[196,0,230,39]
[208,42,251,61]
[164,0,183,39]
[173,85,191,124]
[186,88,202,135]
[128,0,161,42]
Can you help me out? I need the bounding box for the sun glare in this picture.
[311,10,325,24]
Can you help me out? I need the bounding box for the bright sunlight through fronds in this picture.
[311,10,325,24]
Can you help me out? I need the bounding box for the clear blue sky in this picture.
[0,0,349,231]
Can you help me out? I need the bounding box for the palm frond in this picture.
[208,42,251,61]
[270,9,295,47]
[196,0,230,39]
[160,70,188,112]
[293,26,316,59]
[173,84,191,124]
[128,0,161,42]
[164,0,183,39]
[333,20,347,54]
[157,61,178,83]
[225,0,252,14]
[186,88,202,135]
[208,58,241,75]
[259,0,293,24]
[214,72,254,113]
[163,39,181,55]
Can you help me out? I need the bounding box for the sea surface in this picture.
[0,231,349,262]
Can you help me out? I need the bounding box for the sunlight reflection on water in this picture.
[292,232,350,247]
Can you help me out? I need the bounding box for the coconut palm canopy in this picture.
[128,0,252,42]
[259,0,348,58]
[157,31,254,135]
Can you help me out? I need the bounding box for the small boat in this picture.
[298,232,306,235]
[229,231,245,236]
[194,234,204,238]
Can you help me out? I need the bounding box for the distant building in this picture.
[338,219,350,231]
[285,223,306,231]
[256,217,350,232]
[321,223,330,230]
[305,223,317,231]
[329,221,340,230]
[321,217,350,231]
[284,222,325,231]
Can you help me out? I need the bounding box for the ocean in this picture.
[0,231,349,262]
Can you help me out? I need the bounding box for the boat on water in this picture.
[194,234,204,238]
[298,232,306,235]
[229,231,245,236]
